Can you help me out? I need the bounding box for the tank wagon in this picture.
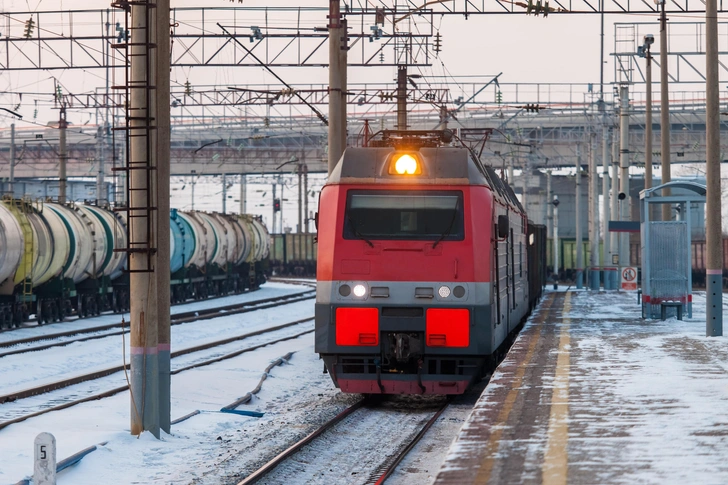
[315,130,546,395]
[0,199,269,328]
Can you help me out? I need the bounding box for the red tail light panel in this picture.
[336,308,379,346]
[426,308,470,347]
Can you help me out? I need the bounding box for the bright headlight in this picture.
[353,284,367,297]
[438,285,451,298]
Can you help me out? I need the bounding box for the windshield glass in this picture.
[344,190,464,241]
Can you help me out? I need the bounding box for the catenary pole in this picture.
[129,0,159,437]
[222,173,227,214]
[610,126,619,273]
[546,170,553,242]
[59,107,67,204]
[240,174,246,214]
[660,0,671,220]
[155,0,171,434]
[575,143,583,289]
[327,0,344,175]
[602,127,610,271]
[303,164,309,233]
[298,165,303,232]
[705,0,723,336]
[553,195,560,285]
[9,124,15,196]
[397,65,407,130]
[589,130,600,289]
[619,84,630,269]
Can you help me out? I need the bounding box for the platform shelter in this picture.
[639,181,706,319]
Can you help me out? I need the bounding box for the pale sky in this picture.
[0,0,721,129]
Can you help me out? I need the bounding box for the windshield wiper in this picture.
[432,199,460,249]
[347,214,374,248]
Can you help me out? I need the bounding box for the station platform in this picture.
[434,289,728,485]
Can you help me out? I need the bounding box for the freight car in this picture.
[0,198,269,328]
[632,239,728,288]
[269,232,317,277]
[315,130,546,395]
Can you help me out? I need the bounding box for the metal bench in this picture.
[660,301,683,321]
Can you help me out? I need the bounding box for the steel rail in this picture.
[237,397,448,485]
[0,290,314,355]
[0,318,315,430]
[0,316,313,405]
[371,400,450,485]
[236,399,368,485]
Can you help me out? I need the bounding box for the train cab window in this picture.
[344,190,464,241]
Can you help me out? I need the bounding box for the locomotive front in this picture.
[315,132,498,395]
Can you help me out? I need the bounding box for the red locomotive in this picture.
[315,131,545,395]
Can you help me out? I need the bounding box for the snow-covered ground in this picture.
[436,287,728,485]
[3,285,728,485]
[0,282,309,346]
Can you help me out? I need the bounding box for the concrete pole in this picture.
[59,107,68,204]
[645,48,653,190]
[104,10,111,205]
[280,183,285,233]
[507,156,514,184]
[129,0,159,438]
[439,105,449,130]
[575,144,583,289]
[553,195,560,285]
[222,173,227,214]
[589,131,600,289]
[340,18,348,153]
[602,126,611,287]
[96,127,105,203]
[546,170,553,240]
[327,0,344,175]
[297,165,303,232]
[660,1,671,221]
[705,0,723,336]
[240,174,246,214]
[396,65,407,130]
[619,84,630,270]
[521,159,528,213]
[190,175,195,210]
[155,0,171,435]
[610,127,619,273]
[272,183,277,233]
[9,124,15,196]
[303,164,309,233]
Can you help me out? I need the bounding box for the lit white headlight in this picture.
[438,285,451,298]
[353,284,367,297]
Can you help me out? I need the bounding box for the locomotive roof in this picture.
[327,146,524,212]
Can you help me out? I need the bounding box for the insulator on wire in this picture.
[23,17,35,38]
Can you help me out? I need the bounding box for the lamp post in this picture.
[638,34,655,190]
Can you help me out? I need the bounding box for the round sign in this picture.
[622,267,637,282]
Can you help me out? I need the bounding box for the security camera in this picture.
[644,34,654,45]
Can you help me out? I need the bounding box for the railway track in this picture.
[237,396,449,485]
[0,315,315,430]
[0,290,315,358]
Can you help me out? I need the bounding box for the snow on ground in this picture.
[3,285,728,485]
[437,287,728,485]
[0,282,308,346]
[565,290,728,485]
[0,299,314,398]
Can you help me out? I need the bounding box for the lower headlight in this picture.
[353,284,367,297]
[438,285,451,298]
